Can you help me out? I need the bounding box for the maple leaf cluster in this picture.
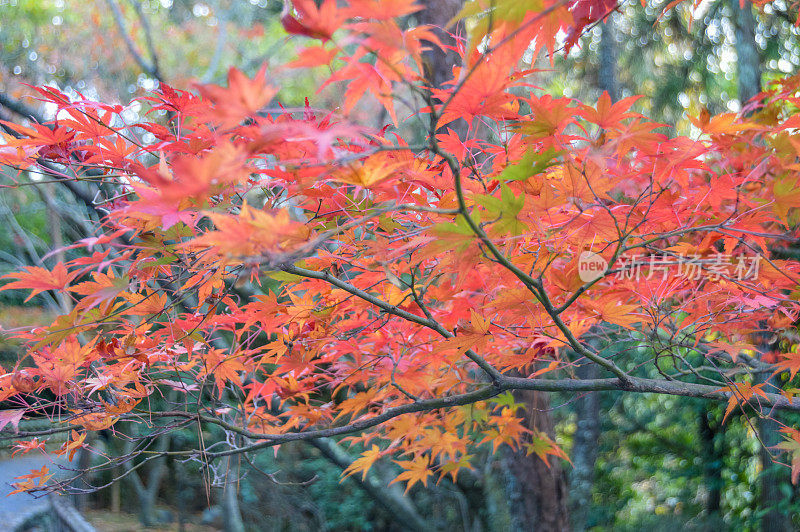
[2,0,800,493]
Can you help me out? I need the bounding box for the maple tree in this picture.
[3,0,800,501]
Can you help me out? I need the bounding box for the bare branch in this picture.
[105,0,161,80]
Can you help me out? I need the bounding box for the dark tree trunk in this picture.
[417,0,463,91]
[699,407,724,514]
[417,0,470,136]
[121,431,171,528]
[501,389,571,532]
[758,375,793,532]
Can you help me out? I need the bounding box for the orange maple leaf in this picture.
[585,300,640,330]
[342,444,383,480]
[281,0,345,41]
[707,340,758,364]
[688,111,763,136]
[390,455,433,494]
[55,430,87,461]
[335,155,406,188]
[0,263,77,302]
[9,465,52,495]
[579,92,643,130]
[198,64,276,127]
[71,412,119,431]
[69,270,130,311]
[345,0,422,19]
[776,352,800,380]
[189,204,311,261]
[334,388,382,421]
[11,438,46,457]
[716,381,769,422]
[288,45,339,68]
[434,310,493,357]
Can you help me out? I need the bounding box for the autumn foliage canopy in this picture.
[4,0,800,493]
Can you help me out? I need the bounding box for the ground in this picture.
[83,510,219,532]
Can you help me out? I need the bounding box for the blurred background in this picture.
[1,0,800,530]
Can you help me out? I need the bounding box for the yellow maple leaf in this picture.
[342,445,383,480]
[390,455,433,494]
[587,300,641,330]
[336,155,406,188]
[55,430,86,461]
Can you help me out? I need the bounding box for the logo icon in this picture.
[578,251,608,283]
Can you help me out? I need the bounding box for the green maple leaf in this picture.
[499,147,561,182]
[473,184,527,235]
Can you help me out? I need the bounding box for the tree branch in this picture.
[105,0,161,80]
[308,437,430,531]
[281,264,505,383]
[80,373,797,460]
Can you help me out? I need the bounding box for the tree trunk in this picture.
[417,0,470,136]
[730,2,791,527]
[758,375,793,532]
[122,431,171,527]
[72,432,97,512]
[598,18,618,102]
[501,389,571,532]
[309,437,431,531]
[698,406,724,514]
[126,463,159,527]
[570,364,600,530]
[221,454,246,532]
[729,0,761,107]
[417,0,463,91]
[110,474,120,514]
